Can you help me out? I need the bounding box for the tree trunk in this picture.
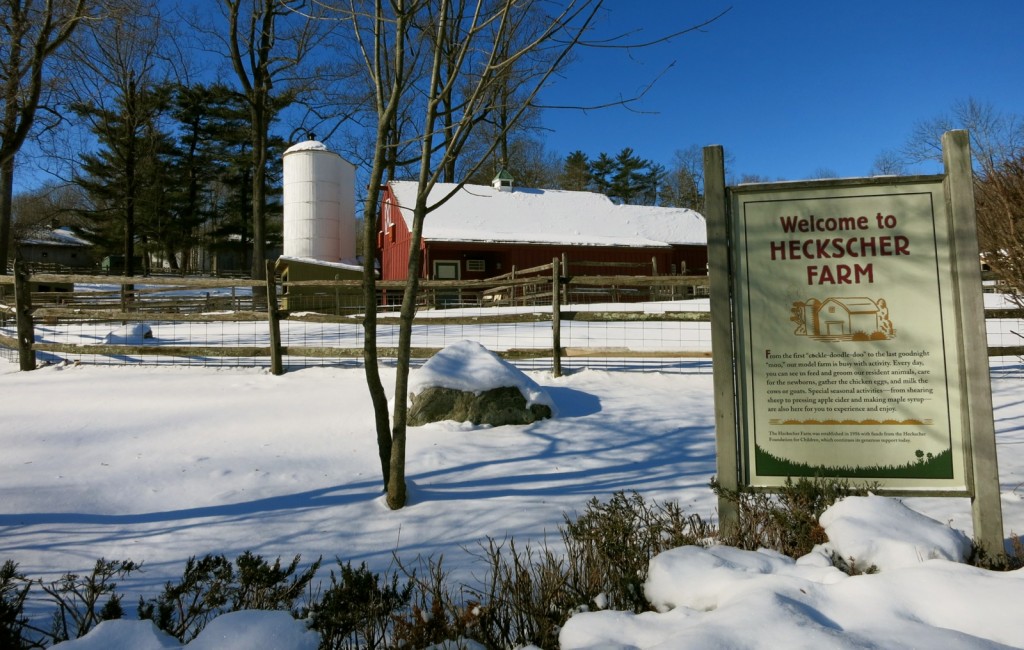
[362,183,392,491]
[386,193,430,509]
[0,157,13,273]
[250,108,267,281]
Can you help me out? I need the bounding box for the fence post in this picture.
[13,260,37,371]
[943,129,1005,559]
[704,144,740,538]
[551,257,562,377]
[561,252,569,304]
[511,265,517,305]
[651,256,659,301]
[265,260,284,375]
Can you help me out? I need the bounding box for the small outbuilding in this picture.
[15,226,95,298]
[274,256,365,313]
[18,226,94,271]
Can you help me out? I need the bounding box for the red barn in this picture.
[378,176,707,282]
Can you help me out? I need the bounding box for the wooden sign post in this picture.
[705,131,1004,556]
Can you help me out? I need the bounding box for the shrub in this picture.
[139,552,319,643]
[561,491,714,613]
[137,553,235,643]
[1,560,33,648]
[465,538,573,649]
[711,476,871,559]
[969,533,1024,571]
[307,560,412,650]
[391,556,481,649]
[232,552,320,613]
[39,558,140,644]
[459,492,715,649]
[6,484,895,648]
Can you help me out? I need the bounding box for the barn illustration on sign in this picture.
[791,297,895,341]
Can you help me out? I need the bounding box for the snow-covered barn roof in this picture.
[387,181,706,248]
[19,226,92,247]
[277,255,364,273]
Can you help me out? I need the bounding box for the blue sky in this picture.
[15,1,1022,194]
[537,0,1024,181]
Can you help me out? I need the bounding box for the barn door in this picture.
[433,260,461,307]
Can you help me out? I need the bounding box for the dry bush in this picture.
[711,477,871,559]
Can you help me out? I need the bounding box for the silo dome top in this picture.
[285,138,329,154]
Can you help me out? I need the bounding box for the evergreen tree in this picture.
[73,80,174,273]
[66,0,170,276]
[637,161,665,206]
[609,147,647,202]
[587,148,662,204]
[168,83,253,272]
[559,150,591,191]
[589,152,615,196]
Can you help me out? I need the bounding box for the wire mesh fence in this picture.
[1,270,1020,376]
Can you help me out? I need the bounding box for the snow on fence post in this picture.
[13,260,36,371]
[552,257,562,377]
[265,260,284,375]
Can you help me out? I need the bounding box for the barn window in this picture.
[466,259,485,272]
[434,261,460,280]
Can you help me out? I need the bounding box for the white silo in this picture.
[282,137,357,262]
[336,155,357,262]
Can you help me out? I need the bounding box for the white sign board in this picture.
[730,179,968,491]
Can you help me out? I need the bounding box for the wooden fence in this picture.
[0,260,712,375]
[1,259,1021,375]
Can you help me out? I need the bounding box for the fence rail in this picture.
[2,261,1022,375]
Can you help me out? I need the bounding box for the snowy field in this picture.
[1,298,1024,648]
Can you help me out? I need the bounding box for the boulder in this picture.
[409,385,552,427]
[407,340,555,427]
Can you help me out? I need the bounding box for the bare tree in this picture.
[67,0,172,277]
[333,0,724,509]
[9,181,88,243]
[903,98,1024,298]
[869,149,908,176]
[976,154,1024,303]
[661,145,704,211]
[336,0,608,509]
[218,0,331,280]
[903,97,1024,175]
[0,0,92,273]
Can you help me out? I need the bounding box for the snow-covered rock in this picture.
[408,340,555,426]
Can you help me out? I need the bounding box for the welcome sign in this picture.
[730,180,967,490]
[705,132,1004,555]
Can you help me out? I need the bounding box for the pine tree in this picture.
[609,148,646,202]
[589,152,615,196]
[168,83,252,272]
[586,148,662,204]
[559,150,591,191]
[73,80,174,274]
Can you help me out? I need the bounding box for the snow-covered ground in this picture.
[2,305,1024,647]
